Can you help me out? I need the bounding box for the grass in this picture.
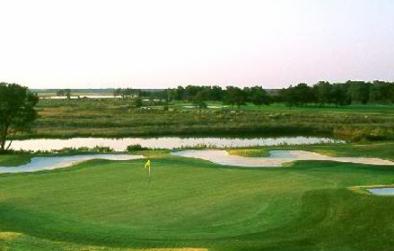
[18,99,394,141]
[227,143,394,160]
[227,148,270,157]
[0,155,32,167]
[1,143,394,250]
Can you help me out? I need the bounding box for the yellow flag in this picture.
[145,160,151,169]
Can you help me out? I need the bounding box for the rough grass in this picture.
[0,155,32,167]
[1,143,394,250]
[227,148,270,157]
[19,99,394,141]
[227,143,394,160]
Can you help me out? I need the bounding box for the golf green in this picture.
[1,146,394,251]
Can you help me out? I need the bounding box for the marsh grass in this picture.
[24,99,394,141]
[227,148,270,157]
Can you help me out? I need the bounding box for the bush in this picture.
[126,144,146,151]
[34,146,114,155]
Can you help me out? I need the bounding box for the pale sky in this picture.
[1,0,394,89]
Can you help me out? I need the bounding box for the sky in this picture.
[0,0,394,89]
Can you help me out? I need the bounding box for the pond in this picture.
[9,136,344,152]
[367,188,394,196]
[40,95,122,99]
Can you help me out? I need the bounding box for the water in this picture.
[0,154,144,174]
[183,105,227,109]
[367,188,394,196]
[41,95,121,99]
[10,136,344,152]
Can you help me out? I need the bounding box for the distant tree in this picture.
[113,88,122,98]
[56,89,71,99]
[165,88,177,101]
[113,88,137,99]
[278,84,314,108]
[171,86,184,100]
[223,86,247,108]
[184,85,203,101]
[246,86,271,107]
[64,89,71,99]
[210,85,224,101]
[134,97,143,108]
[193,90,209,112]
[56,89,65,96]
[153,90,171,109]
[369,81,392,104]
[0,83,39,152]
[154,81,393,107]
[347,81,370,104]
[279,86,296,109]
[314,81,333,106]
[293,83,314,106]
[123,88,134,98]
[390,83,394,104]
[331,84,350,106]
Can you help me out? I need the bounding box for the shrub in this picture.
[126,144,146,151]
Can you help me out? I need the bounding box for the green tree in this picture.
[134,97,143,108]
[246,86,271,107]
[0,83,39,152]
[331,84,350,106]
[223,86,247,108]
[293,83,314,106]
[56,89,65,96]
[56,89,71,99]
[210,86,224,101]
[347,81,370,104]
[192,90,209,112]
[314,81,333,106]
[184,85,203,101]
[279,86,296,109]
[369,81,392,103]
[64,89,71,99]
[390,83,394,104]
[113,88,122,98]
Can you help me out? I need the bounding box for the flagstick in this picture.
[147,164,151,246]
[148,166,151,184]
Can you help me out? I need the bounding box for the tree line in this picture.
[1,81,394,152]
[140,85,271,108]
[278,81,394,108]
[131,81,394,108]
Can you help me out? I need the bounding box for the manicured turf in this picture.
[1,144,394,250]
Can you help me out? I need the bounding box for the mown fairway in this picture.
[1,144,394,251]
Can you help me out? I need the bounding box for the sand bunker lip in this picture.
[0,154,145,174]
[171,150,394,167]
[367,187,394,196]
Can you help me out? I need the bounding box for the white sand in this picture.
[171,150,394,167]
[367,188,394,196]
[0,154,145,174]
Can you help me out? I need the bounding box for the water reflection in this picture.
[10,136,344,152]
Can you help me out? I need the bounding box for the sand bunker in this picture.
[367,188,394,196]
[0,154,144,174]
[171,150,394,167]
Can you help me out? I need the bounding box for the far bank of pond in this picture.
[9,136,345,152]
